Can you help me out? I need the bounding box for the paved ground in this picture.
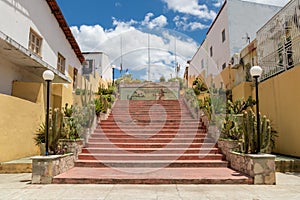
[0,172,299,200]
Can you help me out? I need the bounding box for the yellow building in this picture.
[219,0,300,157]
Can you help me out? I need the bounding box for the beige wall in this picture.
[232,82,252,102]
[12,81,43,104]
[0,94,44,162]
[259,66,300,157]
[220,66,235,90]
[233,66,300,157]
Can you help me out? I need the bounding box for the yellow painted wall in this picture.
[220,67,235,90]
[232,82,253,102]
[233,67,300,157]
[12,82,43,103]
[0,94,44,162]
[61,84,74,107]
[259,66,300,157]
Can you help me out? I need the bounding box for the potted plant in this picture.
[34,123,46,155]
[227,109,277,185]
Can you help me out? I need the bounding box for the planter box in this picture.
[100,112,109,120]
[31,153,75,184]
[229,151,276,185]
[58,139,83,159]
[217,139,239,162]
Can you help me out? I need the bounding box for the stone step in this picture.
[55,99,244,185]
[98,122,204,127]
[90,133,208,138]
[87,138,213,143]
[109,111,192,114]
[74,160,229,168]
[86,142,217,149]
[108,113,193,120]
[107,118,195,122]
[53,167,252,184]
[77,153,223,161]
[81,147,219,154]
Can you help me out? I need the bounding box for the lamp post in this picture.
[250,66,263,153]
[112,65,116,85]
[42,70,55,156]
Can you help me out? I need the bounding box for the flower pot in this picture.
[39,143,46,156]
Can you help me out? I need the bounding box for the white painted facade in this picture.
[189,0,282,83]
[0,0,82,95]
[83,52,112,81]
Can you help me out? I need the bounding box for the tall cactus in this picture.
[48,108,63,154]
[260,115,272,153]
[80,79,95,128]
[241,110,272,154]
[80,79,93,107]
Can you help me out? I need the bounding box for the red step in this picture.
[81,147,219,154]
[53,167,253,184]
[74,160,229,168]
[53,99,252,184]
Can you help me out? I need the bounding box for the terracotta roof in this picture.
[46,0,84,63]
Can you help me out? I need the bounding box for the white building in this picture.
[188,0,282,88]
[0,0,84,95]
[0,0,85,162]
[82,52,112,82]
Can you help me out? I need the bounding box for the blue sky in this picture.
[56,0,289,81]
[56,0,222,44]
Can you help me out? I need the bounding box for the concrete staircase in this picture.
[53,99,252,184]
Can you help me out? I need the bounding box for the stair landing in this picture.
[53,167,252,184]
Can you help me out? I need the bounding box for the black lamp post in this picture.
[42,70,54,156]
[250,66,263,153]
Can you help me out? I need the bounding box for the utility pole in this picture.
[148,33,151,81]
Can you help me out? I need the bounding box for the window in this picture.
[201,59,204,69]
[28,29,42,55]
[73,68,78,88]
[83,59,94,75]
[222,63,226,70]
[57,53,66,74]
[222,29,226,43]
[210,46,213,57]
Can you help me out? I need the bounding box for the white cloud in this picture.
[173,15,209,31]
[141,13,168,29]
[149,15,168,29]
[71,14,198,81]
[242,0,289,7]
[162,0,216,20]
[212,0,224,7]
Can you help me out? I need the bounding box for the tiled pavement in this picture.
[0,172,299,200]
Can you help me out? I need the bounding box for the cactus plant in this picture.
[80,79,95,128]
[48,108,63,154]
[241,110,273,154]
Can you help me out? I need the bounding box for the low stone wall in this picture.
[217,140,239,162]
[31,153,75,184]
[58,139,83,159]
[229,152,276,185]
